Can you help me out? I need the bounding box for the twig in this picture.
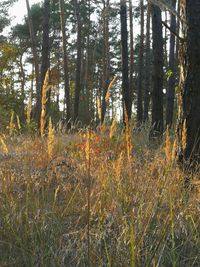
[161,21,184,42]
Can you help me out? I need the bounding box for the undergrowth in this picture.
[0,126,200,266]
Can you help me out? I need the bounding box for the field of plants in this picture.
[0,123,200,266]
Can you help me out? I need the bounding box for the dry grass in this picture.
[0,127,200,266]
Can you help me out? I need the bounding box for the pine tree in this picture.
[150,4,164,137]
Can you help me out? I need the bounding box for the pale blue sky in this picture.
[10,0,40,25]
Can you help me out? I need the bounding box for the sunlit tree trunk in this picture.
[177,0,200,166]
[166,0,177,128]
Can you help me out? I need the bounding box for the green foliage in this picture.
[166,69,173,81]
[0,42,18,71]
[0,87,22,129]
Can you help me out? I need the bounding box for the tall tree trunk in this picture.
[143,2,151,122]
[25,0,40,124]
[59,0,71,123]
[137,0,144,126]
[40,0,50,125]
[164,10,168,68]
[73,0,82,122]
[101,0,110,125]
[129,0,134,109]
[151,5,164,137]
[177,0,200,165]
[166,0,177,128]
[84,0,91,124]
[120,0,131,122]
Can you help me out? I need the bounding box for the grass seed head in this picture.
[41,69,50,138]
[182,119,187,151]
[48,117,54,160]
[109,112,117,139]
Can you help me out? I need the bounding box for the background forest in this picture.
[0,0,177,131]
[0,0,200,266]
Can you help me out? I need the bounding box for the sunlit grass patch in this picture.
[0,129,199,266]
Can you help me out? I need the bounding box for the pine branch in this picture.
[148,0,181,21]
[161,20,184,42]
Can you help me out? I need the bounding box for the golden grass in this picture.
[47,117,54,160]
[40,69,50,138]
[0,127,199,266]
[26,93,32,125]
[165,126,171,162]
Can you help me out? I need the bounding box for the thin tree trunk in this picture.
[166,0,176,128]
[143,2,151,122]
[25,0,40,124]
[164,10,168,67]
[19,54,26,122]
[151,4,164,137]
[137,0,144,126]
[83,0,91,124]
[101,0,110,125]
[40,0,50,126]
[120,0,131,122]
[74,0,82,122]
[59,0,71,123]
[129,0,134,109]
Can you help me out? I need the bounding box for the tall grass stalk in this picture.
[26,93,32,125]
[124,109,132,161]
[105,75,117,104]
[104,238,111,267]
[47,117,54,160]
[85,129,91,266]
[109,112,117,139]
[0,135,8,153]
[165,126,171,162]
[16,115,21,130]
[97,96,101,122]
[9,110,15,135]
[130,210,135,267]
[170,195,176,267]
[182,119,187,150]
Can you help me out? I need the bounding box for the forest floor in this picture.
[0,126,200,266]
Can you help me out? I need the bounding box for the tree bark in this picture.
[101,0,110,125]
[151,5,164,137]
[166,0,177,128]
[84,0,91,124]
[73,0,82,122]
[120,0,131,122]
[177,0,200,165]
[59,0,71,124]
[40,0,51,125]
[137,0,144,126]
[25,0,40,125]
[129,0,134,109]
[143,3,151,122]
